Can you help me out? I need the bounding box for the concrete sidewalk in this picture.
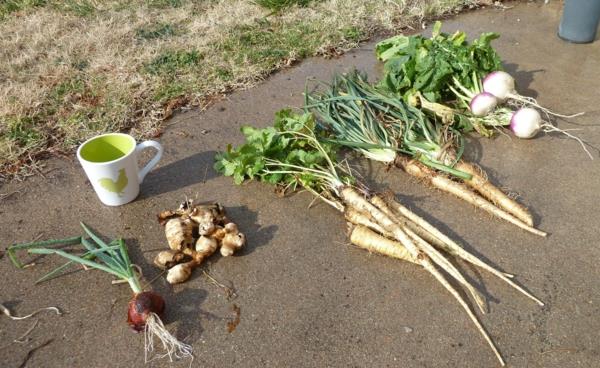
[1,2,599,367]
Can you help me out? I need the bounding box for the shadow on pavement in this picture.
[140,150,219,198]
[503,63,542,98]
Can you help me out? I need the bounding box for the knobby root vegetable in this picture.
[454,161,534,226]
[394,156,546,237]
[196,236,218,254]
[339,186,505,366]
[158,201,246,284]
[221,223,246,257]
[154,250,190,270]
[164,217,195,251]
[189,206,217,235]
[167,235,221,284]
[211,226,227,241]
[166,262,195,284]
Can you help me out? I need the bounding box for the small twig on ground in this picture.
[18,339,54,368]
[0,304,62,320]
[201,165,209,183]
[202,270,237,299]
[107,298,118,319]
[14,319,39,344]
[141,270,166,290]
[0,190,22,201]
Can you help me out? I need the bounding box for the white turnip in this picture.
[470,92,498,117]
[483,71,584,119]
[510,107,593,159]
[510,107,542,139]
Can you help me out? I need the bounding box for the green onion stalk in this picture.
[7,223,193,364]
[304,70,471,180]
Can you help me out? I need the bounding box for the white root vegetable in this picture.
[382,196,544,306]
[454,161,534,226]
[482,71,514,102]
[349,225,415,263]
[510,107,542,139]
[340,187,505,366]
[345,208,388,235]
[483,71,584,119]
[164,218,195,251]
[470,92,498,117]
[196,236,218,254]
[395,156,547,237]
[510,107,593,159]
[371,196,487,314]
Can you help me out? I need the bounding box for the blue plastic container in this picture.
[558,0,600,43]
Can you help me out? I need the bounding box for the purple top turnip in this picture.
[510,107,542,139]
[469,92,498,117]
[483,71,584,120]
[483,71,515,102]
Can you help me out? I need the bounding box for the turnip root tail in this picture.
[144,313,193,363]
[509,94,585,119]
[394,156,547,237]
[541,124,594,160]
[454,161,534,226]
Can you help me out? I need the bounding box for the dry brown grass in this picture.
[0,0,490,180]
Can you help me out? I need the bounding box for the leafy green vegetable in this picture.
[214,110,343,194]
[375,21,502,102]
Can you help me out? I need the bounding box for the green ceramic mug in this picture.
[77,133,163,206]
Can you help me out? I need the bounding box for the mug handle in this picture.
[135,140,163,183]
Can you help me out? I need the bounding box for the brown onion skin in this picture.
[127,291,166,332]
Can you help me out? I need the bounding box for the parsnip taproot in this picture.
[349,225,415,263]
[455,161,534,226]
[341,186,504,366]
[395,156,546,237]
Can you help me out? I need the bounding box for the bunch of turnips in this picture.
[376,21,590,157]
